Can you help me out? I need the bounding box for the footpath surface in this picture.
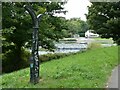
[107,65,119,88]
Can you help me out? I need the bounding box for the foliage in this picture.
[2,49,30,73]
[87,42,102,50]
[87,2,120,45]
[66,18,89,37]
[40,53,69,62]
[1,46,118,88]
[38,16,67,50]
[2,2,67,72]
[2,51,76,73]
[2,2,67,51]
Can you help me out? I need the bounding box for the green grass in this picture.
[94,37,112,40]
[93,38,113,44]
[1,46,119,88]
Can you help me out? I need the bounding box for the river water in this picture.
[30,37,116,55]
[29,43,116,55]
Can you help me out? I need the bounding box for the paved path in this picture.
[107,65,120,88]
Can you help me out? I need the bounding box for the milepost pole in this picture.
[24,4,67,84]
[24,5,43,84]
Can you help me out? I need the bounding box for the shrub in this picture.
[2,51,70,73]
[2,49,84,73]
[2,49,30,73]
[116,38,120,45]
[39,53,69,62]
[87,42,102,50]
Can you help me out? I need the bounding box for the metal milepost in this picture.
[24,5,67,84]
[24,5,43,84]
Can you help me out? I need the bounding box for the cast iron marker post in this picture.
[24,5,43,84]
[24,5,67,84]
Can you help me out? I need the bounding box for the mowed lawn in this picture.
[1,46,119,88]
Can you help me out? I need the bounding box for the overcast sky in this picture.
[55,0,92,21]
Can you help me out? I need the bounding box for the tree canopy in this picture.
[2,2,67,72]
[2,2,67,51]
[87,2,120,45]
[65,18,89,37]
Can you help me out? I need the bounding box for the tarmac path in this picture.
[107,65,120,88]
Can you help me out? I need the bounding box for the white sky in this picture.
[55,0,92,21]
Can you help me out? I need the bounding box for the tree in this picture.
[2,2,33,72]
[65,18,89,37]
[87,2,120,45]
[2,2,67,72]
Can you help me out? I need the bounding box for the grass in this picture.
[94,38,113,44]
[93,38,113,44]
[1,46,119,88]
[94,37,112,40]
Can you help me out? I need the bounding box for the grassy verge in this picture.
[93,38,113,44]
[94,38,112,40]
[1,46,119,88]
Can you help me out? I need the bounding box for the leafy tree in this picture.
[65,18,89,37]
[2,2,67,72]
[87,2,120,45]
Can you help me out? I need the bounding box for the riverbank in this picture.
[1,46,118,88]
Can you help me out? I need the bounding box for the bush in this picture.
[87,42,102,50]
[2,49,30,73]
[2,50,70,73]
[39,53,69,62]
[2,49,83,73]
[116,38,120,45]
